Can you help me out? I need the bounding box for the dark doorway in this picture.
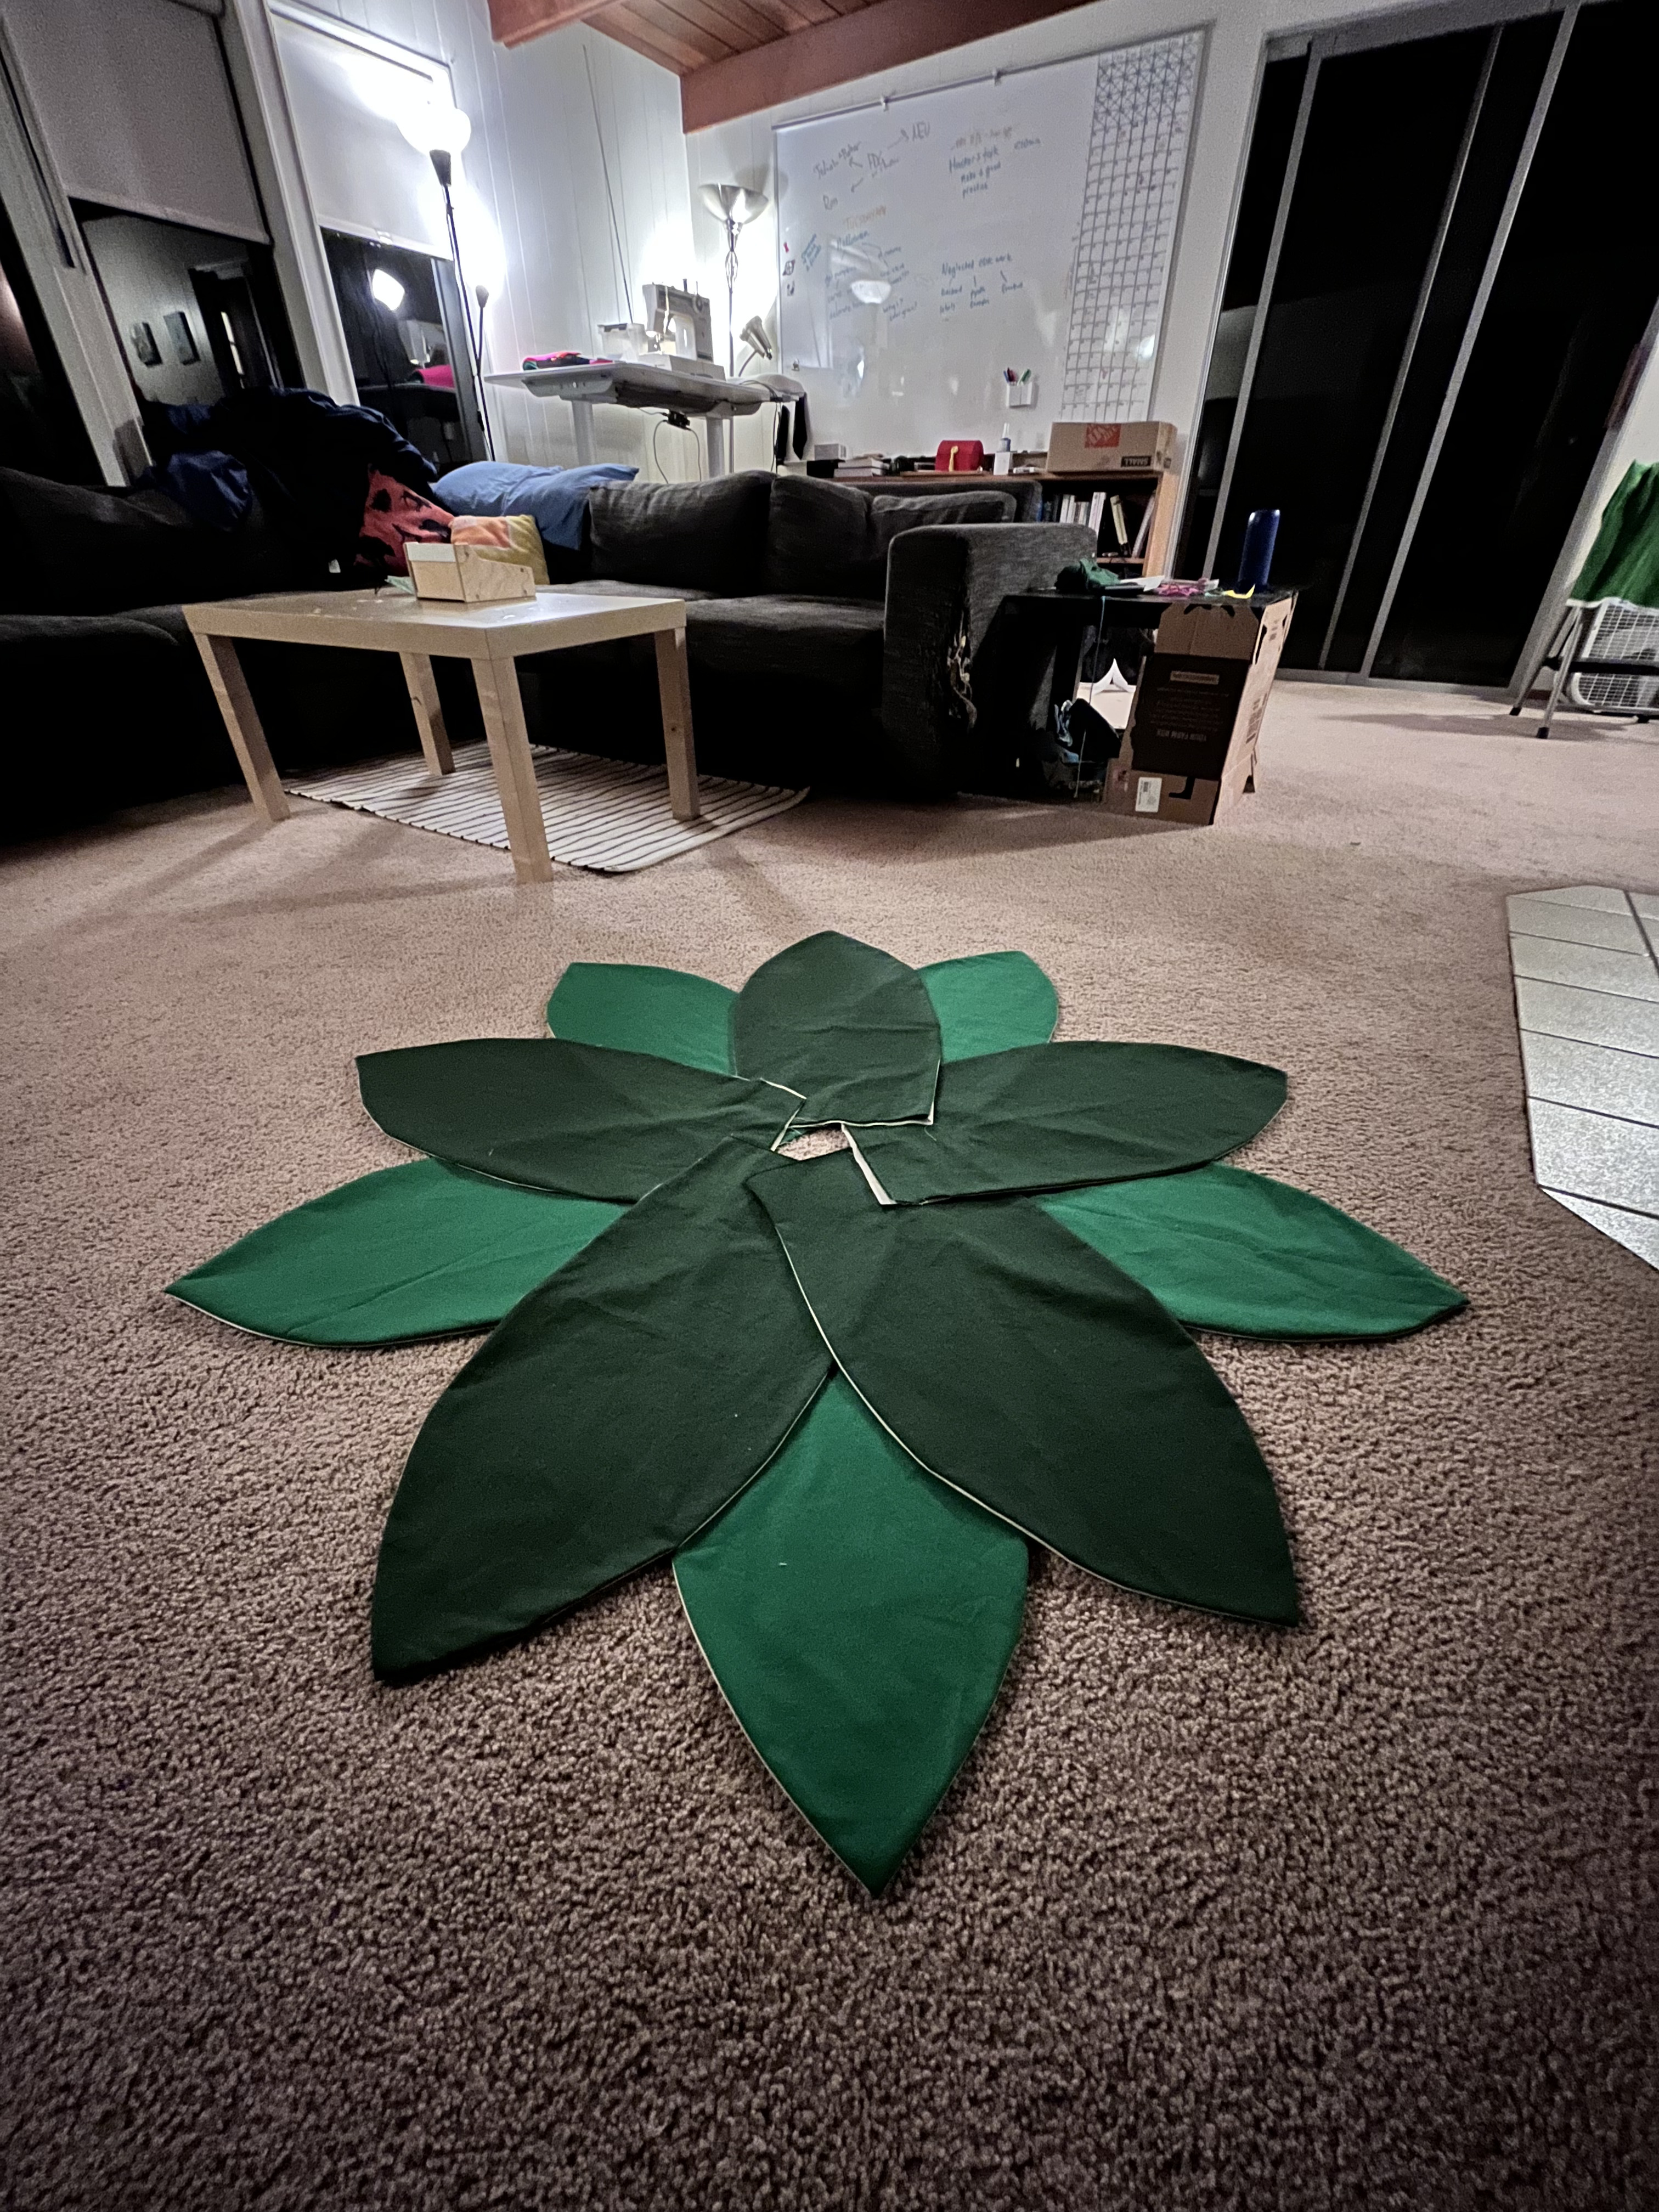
[77,207,300,411]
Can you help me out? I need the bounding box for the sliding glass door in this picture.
[1183,0,1659,689]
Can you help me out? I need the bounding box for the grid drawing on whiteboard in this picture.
[1061,33,1202,417]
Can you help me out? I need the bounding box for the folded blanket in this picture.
[433,461,635,551]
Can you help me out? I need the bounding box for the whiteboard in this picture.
[776,31,1202,458]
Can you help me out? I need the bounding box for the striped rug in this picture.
[284,742,808,874]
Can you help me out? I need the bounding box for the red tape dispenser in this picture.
[934,439,986,475]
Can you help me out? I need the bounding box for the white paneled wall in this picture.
[297,0,697,477]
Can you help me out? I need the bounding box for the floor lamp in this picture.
[399,100,495,461]
[698,184,769,377]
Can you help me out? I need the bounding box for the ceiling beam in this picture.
[490,0,614,47]
[679,0,1096,130]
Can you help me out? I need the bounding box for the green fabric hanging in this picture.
[851,1041,1285,1204]
[1044,1165,1466,1339]
[920,951,1059,1061]
[546,962,736,1074]
[675,1376,1026,1895]
[1571,461,1659,610]
[749,1150,1298,1626]
[167,1161,623,1345]
[732,932,941,1126]
[373,1142,832,1679]
[357,1037,797,1200]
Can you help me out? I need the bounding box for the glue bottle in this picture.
[994,429,1013,477]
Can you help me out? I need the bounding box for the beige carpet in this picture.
[3,684,1656,2211]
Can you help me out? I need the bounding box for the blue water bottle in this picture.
[1234,507,1280,594]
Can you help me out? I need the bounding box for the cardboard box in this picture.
[1047,419,1178,475]
[1104,594,1295,825]
[407,541,537,602]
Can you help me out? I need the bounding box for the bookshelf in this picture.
[1024,469,1182,574]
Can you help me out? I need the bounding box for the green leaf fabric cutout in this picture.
[920,951,1058,1060]
[357,1037,797,1200]
[372,1142,832,1680]
[750,1150,1298,1626]
[675,1375,1026,1895]
[546,961,736,1074]
[166,1161,623,1345]
[732,930,941,1127]
[849,1041,1286,1204]
[1044,1165,1467,1339]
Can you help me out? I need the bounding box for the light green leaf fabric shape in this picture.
[851,1041,1286,1204]
[750,1150,1298,1627]
[358,1037,797,1200]
[167,1161,623,1345]
[920,951,1058,1060]
[1043,1165,1466,1339]
[675,1376,1026,1895]
[546,961,736,1075]
[732,930,941,1126]
[372,1141,832,1680]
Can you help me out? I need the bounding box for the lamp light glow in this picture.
[396,97,472,158]
[369,267,406,313]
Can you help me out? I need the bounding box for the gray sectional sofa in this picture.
[520,470,1091,795]
[1,457,1090,838]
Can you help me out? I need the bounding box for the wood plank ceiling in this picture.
[488,0,1093,129]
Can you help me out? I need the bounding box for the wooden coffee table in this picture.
[183,585,699,883]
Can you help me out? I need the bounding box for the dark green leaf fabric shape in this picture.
[751,1150,1298,1626]
[1044,1165,1467,1339]
[675,1375,1026,1895]
[373,1142,832,1680]
[546,961,736,1075]
[358,1037,797,1200]
[167,1161,623,1345]
[849,1041,1286,1204]
[732,930,941,1127]
[920,951,1058,1061]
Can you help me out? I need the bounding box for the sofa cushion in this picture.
[587,472,771,595]
[542,578,719,604]
[762,473,1017,600]
[685,596,885,700]
[0,466,294,616]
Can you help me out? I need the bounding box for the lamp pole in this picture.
[429,147,494,461]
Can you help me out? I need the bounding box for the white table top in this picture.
[182,585,689,659]
[487,360,769,417]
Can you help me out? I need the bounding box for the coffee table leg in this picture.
[193,633,289,823]
[400,652,454,775]
[472,655,552,882]
[653,625,702,822]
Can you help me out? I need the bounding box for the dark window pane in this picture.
[1325,13,1559,668]
[1375,0,1659,683]
[1209,28,1490,639]
[1175,54,1305,577]
[322,230,483,476]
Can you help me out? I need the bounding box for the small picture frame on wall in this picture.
[165,311,200,365]
[129,321,161,368]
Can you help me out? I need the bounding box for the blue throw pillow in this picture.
[432,461,636,550]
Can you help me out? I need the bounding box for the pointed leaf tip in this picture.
[920,950,1059,1060]
[546,961,736,1075]
[1045,1165,1467,1339]
[167,1161,623,1345]
[676,1376,1026,1892]
[733,932,940,1127]
[749,1150,1299,1628]
[371,1142,831,1680]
